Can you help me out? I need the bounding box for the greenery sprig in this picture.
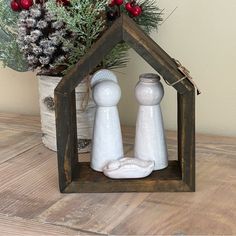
[0,0,28,71]
[132,0,163,33]
[0,0,163,74]
[46,0,162,74]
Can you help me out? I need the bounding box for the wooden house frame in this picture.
[55,14,195,193]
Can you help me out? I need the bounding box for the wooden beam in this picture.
[178,90,195,191]
[122,14,192,94]
[54,90,78,192]
[65,180,191,193]
[56,14,193,94]
[62,161,192,193]
[55,17,123,94]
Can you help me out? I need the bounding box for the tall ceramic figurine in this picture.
[134,73,168,170]
[90,69,124,172]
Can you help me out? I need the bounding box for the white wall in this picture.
[0,0,236,136]
[118,0,236,136]
[0,69,39,115]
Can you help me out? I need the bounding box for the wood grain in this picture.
[55,90,78,192]
[0,113,41,133]
[37,192,150,234]
[110,153,236,235]
[0,214,79,236]
[63,161,184,193]
[0,129,41,164]
[178,90,195,191]
[0,144,63,219]
[0,113,236,235]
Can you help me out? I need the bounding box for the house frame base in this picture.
[60,161,193,193]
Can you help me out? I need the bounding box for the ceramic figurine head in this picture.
[92,80,121,107]
[91,69,121,107]
[135,73,164,106]
[91,69,118,87]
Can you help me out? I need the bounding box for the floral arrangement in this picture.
[0,0,162,75]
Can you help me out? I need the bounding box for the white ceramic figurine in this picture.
[103,157,154,179]
[90,69,124,172]
[134,73,168,170]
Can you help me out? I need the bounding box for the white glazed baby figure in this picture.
[103,157,154,179]
[134,73,168,170]
[90,69,124,172]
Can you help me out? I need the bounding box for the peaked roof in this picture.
[56,13,194,94]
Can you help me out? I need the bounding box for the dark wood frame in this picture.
[55,14,195,193]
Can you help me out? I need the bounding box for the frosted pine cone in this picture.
[17,3,72,74]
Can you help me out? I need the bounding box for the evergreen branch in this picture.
[0,0,29,71]
[120,0,163,33]
[0,39,29,71]
[136,0,163,33]
[46,0,108,74]
[0,0,163,74]
[101,43,129,70]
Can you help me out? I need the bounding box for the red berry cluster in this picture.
[109,0,123,7]
[10,0,33,11]
[11,0,34,11]
[125,1,142,17]
[108,0,142,17]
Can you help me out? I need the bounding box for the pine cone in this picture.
[17,4,71,74]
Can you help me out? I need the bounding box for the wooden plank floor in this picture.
[0,113,236,235]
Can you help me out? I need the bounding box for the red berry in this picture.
[20,0,33,10]
[131,5,142,17]
[115,0,123,6]
[125,2,133,12]
[109,0,116,7]
[10,0,21,11]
